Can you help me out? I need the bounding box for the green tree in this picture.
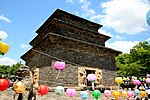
[0,62,23,78]
[116,41,150,76]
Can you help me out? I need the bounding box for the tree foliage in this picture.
[116,41,150,76]
[0,62,23,78]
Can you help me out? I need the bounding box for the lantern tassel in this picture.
[116,97,119,100]
[92,82,95,90]
[118,84,120,90]
[56,70,61,79]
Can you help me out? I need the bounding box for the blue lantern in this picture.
[80,91,89,100]
[134,89,140,96]
[146,9,150,26]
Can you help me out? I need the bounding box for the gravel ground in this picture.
[0,90,110,100]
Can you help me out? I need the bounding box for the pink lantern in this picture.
[66,88,76,97]
[53,61,66,79]
[87,74,96,81]
[87,74,96,90]
[147,74,150,78]
[146,78,150,83]
[133,80,141,89]
[104,90,111,98]
[133,80,141,85]
[127,90,134,98]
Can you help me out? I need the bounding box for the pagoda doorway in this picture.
[86,69,95,86]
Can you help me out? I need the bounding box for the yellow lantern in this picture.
[112,90,120,100]
[122,90,127,98]
[13,81,26,94]
[143,78,146,81]
[140,91,147,98]
[0,41,9,55]
[115,77,123,84]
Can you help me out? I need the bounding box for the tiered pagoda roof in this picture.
[21,9,121,62]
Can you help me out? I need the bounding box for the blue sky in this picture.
[0,0,150,65]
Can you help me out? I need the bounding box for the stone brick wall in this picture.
[102,69,117,86]
[38,62,78,87]
[26,40,117,87]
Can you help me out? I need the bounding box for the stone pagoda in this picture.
[21,9,121,89]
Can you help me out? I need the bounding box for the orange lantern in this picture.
[0,78,10,91]
[112,90,120,100]
[140,91,147,98]
[13,81,26,94]
[38,84,49,96]
[0,41,9,55]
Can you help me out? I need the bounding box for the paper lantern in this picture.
[146,78,150,83]
[87,74,96,82]
[66,88,76,97]
[134,89,140,96]
[140,91,147,98]
[123,77,127,81]
[146,9,150,26]
[38,84,49,96]
[115,77,123,90]
[146,74,150,78]
[112,90,120,100]
[122,90,127,98]
[92,90,101,100]
[53,61,66,79]
[104,90,111,98]
[146,89,150,94]
[0,41,9,55]
[115,77,123,84]
[87,74,96,90]
[80,91,89,100]
[133,80,141,85]
[55,86,64,96]
[13,81,26,94]
[127,90,134,98]
[139,77,143,82]
[0,78,10,91]
[143,78,146,81]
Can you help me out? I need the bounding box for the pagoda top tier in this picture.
[36,9,102,34]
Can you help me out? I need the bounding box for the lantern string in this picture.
[32,49,80,66]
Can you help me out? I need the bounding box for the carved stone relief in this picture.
[95,70,102,86]
[78,67,87,86]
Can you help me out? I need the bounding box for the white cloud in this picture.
[20,43,30,49]
[66,0,75,4]
[0,31,8,40]
[78,0,99,21]
[0,15,11,23]
[101,0,149,34]
[146,37,150,41]
[115,35,124,40]
[98,28,113,37]
[106,40,139,53]
[79,0,86,3]
[0,57,17,66]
